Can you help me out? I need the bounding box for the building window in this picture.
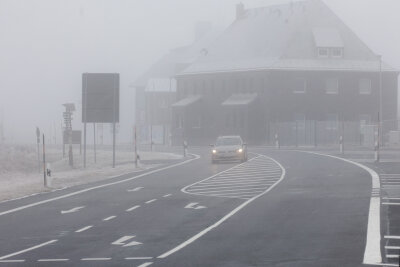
[318,48,329,58]
[176,115,183,129]
[293,79,307,94]
[359,78,372,95]
[325,78,339,94]
[326,114,338,130]
[331,48,343,58]
[192,115,201,128]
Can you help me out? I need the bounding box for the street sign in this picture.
[82,73,119,123]
[63,130,82,145]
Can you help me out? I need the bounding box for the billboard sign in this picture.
[63,130,82,145]
[82,73,119,123]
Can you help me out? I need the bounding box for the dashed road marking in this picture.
[75,225,93,233]
[163,194,172,197]
[128,187,144,192]
[145,199,157,204]
[38,259,69,262]
[103,216,117,221]
[385,235,400,240]
[61,206,85,214]
[137,262,153,267]
[0,240,57,260]
[125,257,153,260]
[0,260,25,263]
[126,205,140,212]
[81,258,111,261]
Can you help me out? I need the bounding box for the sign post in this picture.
[134,126,138,168]
[36,127,40,173]
[82,73,119,168]
[42,134,47,187]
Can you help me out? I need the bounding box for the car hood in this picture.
[214,145,242,151]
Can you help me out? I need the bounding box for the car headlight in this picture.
[237,148,243,153]
[212,149,217,154]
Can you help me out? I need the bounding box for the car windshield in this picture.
[216,137,242,146]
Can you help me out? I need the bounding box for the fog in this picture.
[0,0,399,144]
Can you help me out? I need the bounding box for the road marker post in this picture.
[42,134,48,187]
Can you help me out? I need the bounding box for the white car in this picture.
[211,136,248,163]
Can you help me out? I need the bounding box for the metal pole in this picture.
[84,122,87,168]
[43,134,47,187]
[134,125,138,168]
[379,55,383,146]
[93,123,96,164]
[112,74,116,168]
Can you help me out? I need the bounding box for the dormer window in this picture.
[313,28,344,59]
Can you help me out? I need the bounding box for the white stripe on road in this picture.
[75,225,93,233]
[163,194,172,197]
[159,155,285,259]
[125,257,153,260]
[385,246,400,249]
[38,259,69,262]
[0,240,57,260]
[126,205,140,212]
[382,202,400,206]
[81,258,111,261]
[385,235,400,239]
[127,187,144,192]
[383,197,400,200]
[103,216,117,221]
[145,199,157,204]
[188,182,275,190]
[386,254,399,258]
[0,260,25,263]
[0,154,200,217]
[137,262,153,267]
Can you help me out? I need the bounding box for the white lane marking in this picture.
[159,155,285,259]
[382,202,400,206]
[198,178,279,184]
[38,259,69,262]
[386,254,399,258]
[163,194,172,197]
[0,240,57,260]
[198,179,276,186]
[137,262,153,267]
[61,206,85,214]
[112,235,142,247]
[383,197,400,200]
[103,215,117,221]
[184,202,206,209]
[145,199,157,204]
[0,260,25,263]
[385,235,400,239]
[385,246,400,249]
[0,154,200,217]
[218,170,281,176]
[297,150,381,265]
[126,205,140,212]
[215,173,280,179]
[370,263,400,267]
[125,257,153,260]
[127,187,144,192]
[189,189,266,196]
[75,225,93,233]
[81,258,111,261]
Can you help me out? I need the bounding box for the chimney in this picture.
[236,3,245,20]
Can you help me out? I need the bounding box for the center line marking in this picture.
[163,194,172,197]
[125,257,153,260]
[0,260,25,263]
[145,199,157,204]
[38,259,69,262]
[126,205,140,212]
[103,216,117,221]
[81,258,111,261]
[0,240,57,260]
[75,225,93,233]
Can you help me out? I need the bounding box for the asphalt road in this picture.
[0,148,380,266]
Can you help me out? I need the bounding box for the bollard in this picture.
[183,140,188,157]
[339,135,344,155]
[275,134,280,149]
[374,140,379,162]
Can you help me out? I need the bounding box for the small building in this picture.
[171,0,399,146]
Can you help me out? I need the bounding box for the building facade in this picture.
[171,1,399,146]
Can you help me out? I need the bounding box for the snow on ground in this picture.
[0,144,182,202]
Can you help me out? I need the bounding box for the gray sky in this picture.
[0,0,399,143]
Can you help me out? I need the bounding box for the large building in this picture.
[171,0,399,146]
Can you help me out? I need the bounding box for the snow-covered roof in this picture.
[172,95,202,108]
[312,27,343,48]
[179,0,397,75]
[222,94,258,106]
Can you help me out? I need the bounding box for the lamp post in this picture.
[376,55,382,162]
